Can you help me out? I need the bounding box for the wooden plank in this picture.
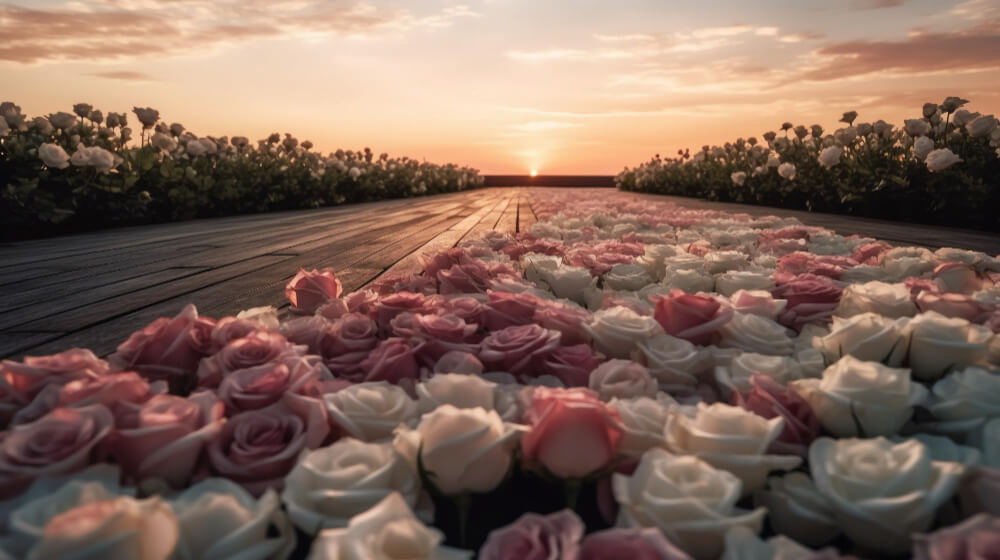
[0,332,64,358]
[461,192,514,241]
[494,189,519,234]
[517,193,537,233]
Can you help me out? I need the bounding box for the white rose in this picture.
[524,257,595,304]
[150,132,177,152]
[636,245,683,281]
[186,139,208,156]
[777,162,796,180]
[37,143,71,169]
[415,374,496,414]
[809,437,964,553]
[393,405,520,495]
[928,366,1000,422]
[584,306,664,359]
[729,290,786,321]
[587,359,658,401]
[935,246,994,266]
[753,472,839,548]
[721,526,830,560]
[236,306,281,331]
[840,264,889,283]
[613,448,767,560]
[26,495,178,560]
[925,148,962,172]
[817,145,843,168]
[913,135,935,159]
[717,312,795,356]
[904,118,931,136]
[603,263,652,292]
[704,251,747,275]
[308,493,468,560]
[171,478,293,560]
[324,382,420,442]
[898,433,983,467]
[662,267,715,293]
[731,171,747,186]
[791,355,926,437]
[882,247,936,279]
[967,114,998,137]
[663,254,705,272]
[715,271,773,297]
[282,439,420,534]
[813,313,910,366]
[836,281,917,318]
[907,311,993,381]
[664,403,801,493]
[715,353,804,394]
[608,395,675,458]
[974,417,1000,467]
[634,334,710,391]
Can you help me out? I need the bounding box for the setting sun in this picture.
[530,169,539,177]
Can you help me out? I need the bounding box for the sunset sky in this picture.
[3,0,999,173]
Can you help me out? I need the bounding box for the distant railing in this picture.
[483,175,616,187]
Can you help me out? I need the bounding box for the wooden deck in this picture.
[1,187,997,361]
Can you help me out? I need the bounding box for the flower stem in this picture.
[565,478,583,510]
[456,493,472,549]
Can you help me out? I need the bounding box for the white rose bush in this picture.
[617,97,1000,232]
[0,101,482,238]
[1,171,999,559]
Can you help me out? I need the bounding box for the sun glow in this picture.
[530,169,539,177]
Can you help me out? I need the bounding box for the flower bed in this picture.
[616,97,1000,232]
[1,190,999,559]
[0,102,482,239]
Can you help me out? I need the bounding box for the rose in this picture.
[613,448,767,560]
[308,492,465,560]
[588,359,657,401]
[604,264,653,291]
[720,527,842,560]
[393,405,520,495]
[282,438,419,533]
[171,478,294,559]
[791,355,926,437]
[580,527,692,560]
[926,148,962,172]
[434,351,484,375]
[917,292,994,321]
[537,344,604,387]
[753,472,840,548]
[836,281,918,318]
[813,313,910,366]
[664,402,801,493]
[662,267,715,294]
[716,353,804,395]
[534,300,593,346]
[966,114,998,137]
[732,374,820,457]
[634,334,708,391]
[905,118,931,136]
[817,145,843,168]
[393,313,479,365]
[479,324,561,375]
[37,143,70,169]
[772,275,842,330]
[324,382,419,442]
[585,306,664,359]
[217,354,326,414]
[110,391,224,488]
[528,261,596,304]
[211,307,279,348]
[715,271,774,297]
[279,316,329,354]
[653,290,733,346]
[809,437,964,554]
[321,312,379,357]
[927,367,1000,430]
[205,405,314,496]
[914,135,935,159]
[1,349,107,425]
[197,330,299,388]
[934,262,987,294]
[24,495,178,560]
[959,467,1000,517]
[319,289,381,321]
[912,513,1000,560]
[285,268,343,314]
[439,296,484,325]
[479,509,583,560]
[376,292,437,334]
[729,290,786,320]
[522,387,624,478]
[415,373,496,413]
[110,304,216,391]
[907,311,993,381]
[0,405,113,499]
[358,338,422,384]
[717,312,795,356]
[481,291,541,331]
[704,251,749,275]
[608,396,674,458]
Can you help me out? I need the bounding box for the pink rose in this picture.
[440,295,485,325]
[912,514,1000,560]
[9,372,165,426]
[759,226,812,243]
[539,344,605,387]
[434,351,485,374]
[653,289,734,346]
[357,338,422,384]
[318,289,381,321]
[479,324,561,376]
[482,291,542,331]
[580,528,693,560]
[109,304,216,393]
[392,312,479,365]
[905,277,944,299]
[197,330,299,388]
[933,262,990,294]
[285,268,343,314]
[852,241,893,265]
[0,349,107,426]
[730,289,786,320]
[375,292,439,335]
[535,301,593,346]
[205,404,313,496]
[522,387,624,478]
[419,248,471,278]
[479,509,584,560]
[959,467,1000,517]
[110,391,224,487]
[772,274,842,330]
[0,405,113,498]
[438,261,504,294]
[777,252,854,279]
[733,374,820,457]
[217,354,326,414]
[210,316,273,350]
[917,292,995,322]
[279,316,329,353]
[370,273,438,296]
[318,313,379,376]
[983,311,1000,333]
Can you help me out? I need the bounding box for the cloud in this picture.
[85,70,158,81]
[779,32,825,43]
[802,21,1000,80]
[509,121,582,132]
[0,1,478,64]
[849,0,907,9]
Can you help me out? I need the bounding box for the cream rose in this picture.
[717,312,795,356]
[907,312,993,381]
[927,366,1000,428]
[308,492,468,560]
[603,263,653,291]
[636,244,683,281]
[813,313,910,367]
[704,251,748,275]
[171,478,294,560]
[791,355,926,437]
[324,382,420,442]
[752,472,839,548]
[836,281,917,318]
[523,257,595,304]
[415,374,496,414]
[720,526,834,560]
[714,270,774,297]
[809,437,964,554]
[903,433,983,467]
[664,403,801,493]
[607,395,676,458]
[587,359,658,401]
[393,405,520,495]
[282,439,420,534]
[585,306,664,359]
[662,268,715,293]
[634,334,710,391]
[714,353,804,394]
[613,448,767,560]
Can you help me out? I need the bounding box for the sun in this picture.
[530,169,539,177]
